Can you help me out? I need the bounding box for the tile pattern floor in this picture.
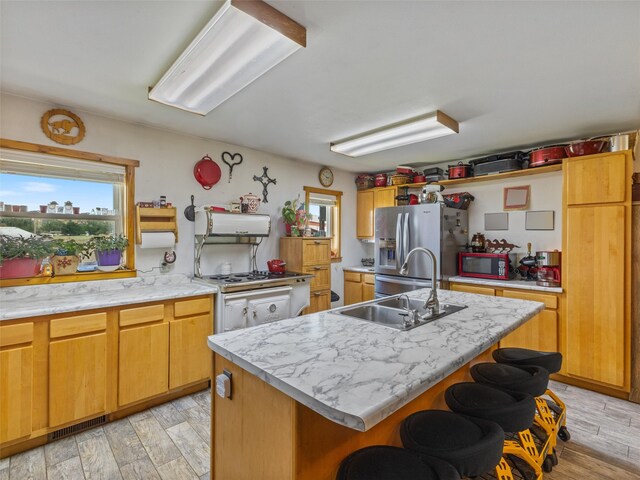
[1,380,639,479]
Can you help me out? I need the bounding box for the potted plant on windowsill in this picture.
[282,197,307,237]
[87,234,129,272]
[0,235,53,279]
[51,239,90,275]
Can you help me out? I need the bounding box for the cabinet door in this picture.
[356,190,374,238]
[170,314,212,390]
[306,291,331,314]
[363,274,375,301]
[303,264,331,291]
[374,187,397,209]
[344,280,363,306]
[450,284,496,296]
[119,323,169,406]
[302,239,331,264]
[565,205,626,387]
[0,345,33,442]
[500,309,558,352]
[565,153,627,205]
[49,333,107,427]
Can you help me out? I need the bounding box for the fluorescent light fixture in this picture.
[149,0,306,115]
[330,111,459,157]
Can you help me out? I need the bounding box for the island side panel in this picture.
[294,347,494,480]
[212,353,296,480]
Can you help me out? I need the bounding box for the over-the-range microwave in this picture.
[458,252,516,280]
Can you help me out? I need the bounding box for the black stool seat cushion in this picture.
[493,347,562,374]
[401,410,503,477]
[471,362,549,397]
[445,382,536,433]
[336,445,459,480]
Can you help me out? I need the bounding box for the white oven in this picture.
[215,283,310,333]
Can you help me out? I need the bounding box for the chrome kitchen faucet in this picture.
[400,247,440,315]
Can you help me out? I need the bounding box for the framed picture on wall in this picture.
[503,185,530,210]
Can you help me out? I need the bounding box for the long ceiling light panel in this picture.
[330,111,459,157]
[149,0,306,115]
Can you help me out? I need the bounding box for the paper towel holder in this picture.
[136,205,178,244]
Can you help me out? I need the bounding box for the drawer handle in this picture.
[314,292,323,296]
[313,266,325,270]
[314,240,322,245]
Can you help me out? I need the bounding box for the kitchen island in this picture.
[207,288,545,480]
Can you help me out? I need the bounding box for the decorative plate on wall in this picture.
[40,109,85,145]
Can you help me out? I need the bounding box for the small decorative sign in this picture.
[41,109,86,145]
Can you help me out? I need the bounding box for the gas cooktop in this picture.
[200,271,312,292]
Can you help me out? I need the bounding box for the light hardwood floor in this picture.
[1,381,639,479]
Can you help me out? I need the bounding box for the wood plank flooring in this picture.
[1,381,639,479]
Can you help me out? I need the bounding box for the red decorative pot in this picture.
[0,258,41,279]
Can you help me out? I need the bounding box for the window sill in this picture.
[0,269,137,287]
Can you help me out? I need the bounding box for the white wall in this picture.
[0,93,368,304]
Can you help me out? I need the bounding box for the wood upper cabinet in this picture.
[169,297,213,390]
[562,151,632,391]
[564,152,627,205]
[357,187,396,239]
[118,304,169,406]
[49,313,108,427]
[0,323,34,443]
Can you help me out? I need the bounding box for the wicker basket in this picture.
[390,174,411,185]
[355,175,375,190]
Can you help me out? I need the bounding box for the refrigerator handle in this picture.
[395,213,403,269]
[402,212,410,264]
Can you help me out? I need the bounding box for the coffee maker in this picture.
[536,250,561,287]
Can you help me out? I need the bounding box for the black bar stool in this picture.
[401,410,514,479]
[336,445,460,480]
[445,382,543,480]
[470,362,558,471]
[493,347,570,442]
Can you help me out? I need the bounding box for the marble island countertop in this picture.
[208,288,544,432]
[0,274,217,321]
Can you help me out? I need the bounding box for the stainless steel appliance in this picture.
[374,204,468,296]
[198,271,312,333]
[458,252,516,280]
[536,250,561,287]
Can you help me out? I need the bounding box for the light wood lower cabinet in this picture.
[309,290,332,313]
[170,314,212,390]
[0,323,34,443]
[0,294,213,457]
[344,272,375,305]
[449,283,560,353]
[119,321,169,407]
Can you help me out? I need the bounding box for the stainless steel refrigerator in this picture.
[374,204,468,297]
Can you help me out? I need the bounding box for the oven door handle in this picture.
[222,286,292,300]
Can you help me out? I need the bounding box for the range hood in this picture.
[195,209,271,241]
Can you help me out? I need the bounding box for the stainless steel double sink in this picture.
[335,295,466,331]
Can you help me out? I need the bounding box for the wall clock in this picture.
[319,166,334,187]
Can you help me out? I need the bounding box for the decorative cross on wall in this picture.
[253,167,277,203]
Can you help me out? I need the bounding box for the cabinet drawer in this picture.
[119,304,164,327]
[50,313,107,339]
[450,284,496,296]
[302,239,331,264]
[0,322,34,347]
[174,297,211,318]
[307,290,331,314]
[363,273,375,285]
[502,290,558,309]
[344,271,362,282]
[304,265,330,291]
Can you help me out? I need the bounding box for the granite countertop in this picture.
[0,274,218,321]
[208,288,544,432]
[448,276,563,293]
[343,265,375,273]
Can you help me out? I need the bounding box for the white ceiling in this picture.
[1,1,639,172]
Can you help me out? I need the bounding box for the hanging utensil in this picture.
[184,195,195,221]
